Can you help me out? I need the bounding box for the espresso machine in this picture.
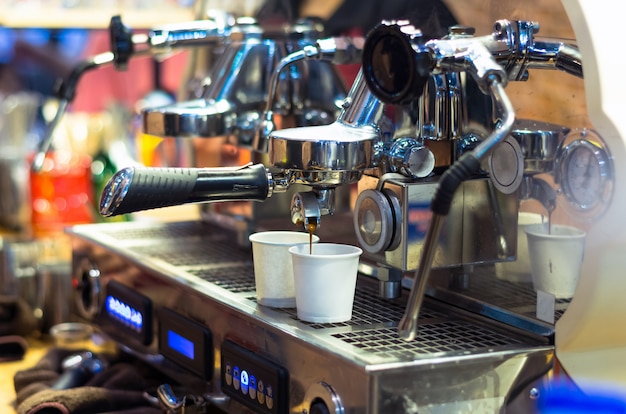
[66,0,625,412]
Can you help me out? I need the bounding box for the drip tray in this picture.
[70,220,554,413]
[73,220,542,364]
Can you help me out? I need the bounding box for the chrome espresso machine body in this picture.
[140,15,358,244]
[67,2,620,413]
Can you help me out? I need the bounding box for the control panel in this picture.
[221,339,289,414]
[158,308,213,380]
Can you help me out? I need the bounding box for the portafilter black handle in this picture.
[361,21,433,105]
[100,163,271,217]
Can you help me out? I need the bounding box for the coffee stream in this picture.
[307,221,317,255]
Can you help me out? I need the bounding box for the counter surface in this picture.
[0,337,51,413]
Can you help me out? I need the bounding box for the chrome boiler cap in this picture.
[269,121,377,184]
[142,98,235,137]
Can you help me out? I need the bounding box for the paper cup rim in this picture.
[249,231,319,246]
[289,243,362,258]
[524,223,586,239]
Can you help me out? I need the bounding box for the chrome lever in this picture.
[156,383,207,414]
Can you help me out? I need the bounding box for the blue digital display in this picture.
[104,281,152,346]
[105,295,143,333]
[158,308,212,379]
[167,330,195,360]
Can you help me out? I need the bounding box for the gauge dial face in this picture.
[564,144,604,207]
[557,130,613,220]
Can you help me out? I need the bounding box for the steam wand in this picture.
[31,15,146,173]
[397,76,515,341]
[31,52,116,173]
[31,15,230,173]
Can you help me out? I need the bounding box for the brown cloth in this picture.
[14,347,163,414]
[16,388,158,414]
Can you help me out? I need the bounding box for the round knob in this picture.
[74,258,101,320]
[488,135,524,194]
[310,400,331,414]
[362,21,433,105]
[353,189,401,254]
[109,15,134,70]
[304,382,343,414]
[389,137,435,178]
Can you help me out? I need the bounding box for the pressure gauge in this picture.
[555,129,613,220]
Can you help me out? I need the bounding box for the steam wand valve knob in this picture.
[109,15,134,70]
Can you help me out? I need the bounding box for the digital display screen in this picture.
[159,308,213,380]
[105,295,143,332]
[167,329,195,360]
[102,281,152,346]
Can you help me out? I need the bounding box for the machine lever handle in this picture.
[156,383,207,414]
[99,163,270,217]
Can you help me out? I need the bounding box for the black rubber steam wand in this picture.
[397,76,516,341]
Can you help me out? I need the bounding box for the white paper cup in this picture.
[495,212,547,283]
[249,231,319,308]
[289,243,362,323]
[525,224,586,299]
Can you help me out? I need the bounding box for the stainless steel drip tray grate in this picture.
[271,281,446,329]
[429,266,571,325]
[133,243,252,267]
[122,233,531,360]
[333,323,521,359]
[268,281,525,360]
[72,221,539,363]
[95,220,219,242]
[187,265,256,293]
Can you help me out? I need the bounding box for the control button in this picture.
[249,375,257,400]
[257,380,265,404]
[266,384,274,409]
[241,370,249,395]
[224,362,232,386]
[233,366,240,391]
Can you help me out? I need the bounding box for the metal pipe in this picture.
[254,37,364,152]
[398,76,516,341]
